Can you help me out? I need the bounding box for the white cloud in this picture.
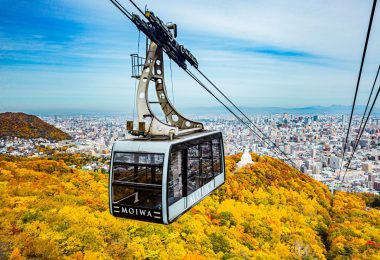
[2,0,380,111]
[143,0,380,60]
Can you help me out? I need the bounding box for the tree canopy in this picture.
[0,153,378,259]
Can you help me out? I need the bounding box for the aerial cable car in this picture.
[108,2,225,224]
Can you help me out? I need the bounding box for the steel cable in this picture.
[343,79,380,180]
[353,65,380,151]
[194,68,297,167]
[185,69,298,168]
[339,0,377,179]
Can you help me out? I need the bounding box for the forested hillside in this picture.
[327,192,380,259]
[0,154,379,259]
[0,112,71,141]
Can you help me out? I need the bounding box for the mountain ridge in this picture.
[185,104,380,115]
[0,112,71,141]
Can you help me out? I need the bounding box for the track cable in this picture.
[339,0,377,179]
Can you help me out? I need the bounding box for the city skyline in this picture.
[1,0,380,113]
[2,112,380,194]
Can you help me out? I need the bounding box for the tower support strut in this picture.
[134,41,203,138]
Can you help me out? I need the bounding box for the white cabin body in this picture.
[109,130,225,224]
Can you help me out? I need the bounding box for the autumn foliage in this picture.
[327,192,380,259]
[0,153,379,259]
[0,112,71,141]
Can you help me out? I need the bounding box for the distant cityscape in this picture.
[1,113,380,195]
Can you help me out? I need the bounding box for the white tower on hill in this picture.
[237,146,254,168]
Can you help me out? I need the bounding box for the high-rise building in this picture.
[374,181,380,191]
[305,160,312,169]
[368,173,376,189]
[312,164,321,175]
[251,143,259,153]
[362,163,373,173]
[321,155,328,166]
[311,148,317,158]
[283,113,289,120]
[284,145,291,155]
[359,139,370,148]
[330,156,342,170]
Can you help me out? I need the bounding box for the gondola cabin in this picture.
[109,131,225,224]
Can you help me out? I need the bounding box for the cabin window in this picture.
[112,152,163,210]
[201,158,213,184]
[187,145,201,195]
[113,153,164,185]
[168,150,183,205]
[154,167,163,184]
[113,164,134,181]
[113,186,135,203]
[188,145,199,157]
[201,142,212,157]
[114,153,164,165]
[200,142,213,185]
[186,141,213,194]
[168,134,224,203]
[113,185,162,209]
[212,138,222,176]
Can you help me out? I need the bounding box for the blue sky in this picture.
[1,0,380,115]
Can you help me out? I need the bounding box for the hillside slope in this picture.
[0,112,71,141]
[327,192,380,259]
[0,154,378,259]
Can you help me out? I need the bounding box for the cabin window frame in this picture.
[112,152,164,185]
[167,133,223,206]
[111,152,164,210]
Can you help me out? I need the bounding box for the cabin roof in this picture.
[112,130,220,154]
